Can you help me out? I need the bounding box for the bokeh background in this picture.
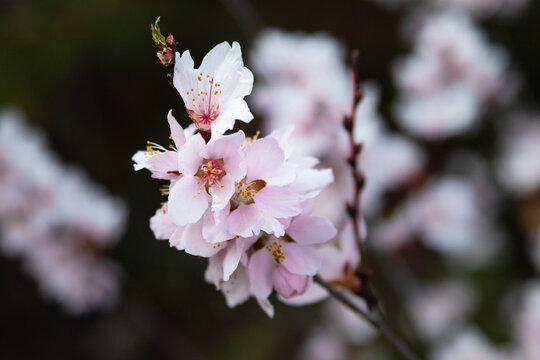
[2,0,540,359]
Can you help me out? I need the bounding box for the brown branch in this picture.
[314,275,421,360]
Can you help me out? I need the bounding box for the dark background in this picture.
[1,0,539,359]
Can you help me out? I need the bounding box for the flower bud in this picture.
[157,47,174,67]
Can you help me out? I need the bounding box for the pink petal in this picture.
[282,243,320,275]
[221,265,251,308]
[203,132,246,181]
[256,298,274,318]
[223,238,245,281]
[177,134,205,176]
[245,137,296,186]
[273,266,310,299]
[280,283,328,306]
[248,248,275,300]
[287,215,337,245]
[227,204,261,237]
[291,167,334,199]
[167,110,186,148]
[180,221,221,257]
[168,176,209,226]
[149,206,177,240]
[202,208,232,244]
[144,151,179,179]
[169,227,185,250]
[254,186,303,219]
[209,174,235,212]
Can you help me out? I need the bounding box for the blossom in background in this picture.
[496,113,540,196]
[516,282,540,360]
[393,10,517,140]
[0,109,126,314]
[439,0,529,19]
[173,41,254,138]
[373,176,501,265]
[407,280,477,341]
[370,0,529,20]
[353,84,425,216]
[250,28,351,158]
[298,327,347,360]
[431,328,515,360]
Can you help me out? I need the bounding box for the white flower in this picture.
[393,10,517,139]
[250,29,351,158]
[408,280,476,341]
[431,328,514,360]
[173,41,254,138]
[496,113,540,196]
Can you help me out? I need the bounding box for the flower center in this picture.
[185,74,222,131]
[230,179,266,210]
[196,158,225,187]
[266,239,286,265]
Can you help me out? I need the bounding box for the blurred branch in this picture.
[314,275,421,360]
[220,0,264,37]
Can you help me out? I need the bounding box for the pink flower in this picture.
[248,214,337,300]
[167,131,246,226]
[173,41,254,138]
[226,136,301,238]
[132,110,193,180]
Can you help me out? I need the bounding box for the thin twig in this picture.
[314,275,420,360]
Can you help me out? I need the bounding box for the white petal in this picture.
[168,176,209,226]
[223,238,245,281]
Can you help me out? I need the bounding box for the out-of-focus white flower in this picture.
[298,327,347,360]
[375,176,501,265]
[24,243,121,315]
[355,84,425,216]
[529,228,540,273]
[408,280,476,340]
[410,177,500,263]
[0,109,126,314]
[516,282,540,360]
[393,10,517,140]
[431,328,515,360]
[497,113,540,196]
[324,297,377,344]
[439,0,529,19]
[250,28,351,158]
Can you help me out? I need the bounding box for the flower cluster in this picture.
[393,10,518,140]
[0,109,126,314]
[134,41,338,316]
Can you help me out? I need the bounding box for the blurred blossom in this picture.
[354,84,425,215]
[530,228,540,273]
[371,0,529,19]
[431,328,514,360]
[496,113,540,196]
[407,280,477,340]
[393,10,518,140]
[516,282,540,359]
[374,176,501,265]
[408,177,501,263]
[438,0,529,19]
[298,327,347,360]
[0,109,126,314]
[250,28,351,158]
[324,297,377,344]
